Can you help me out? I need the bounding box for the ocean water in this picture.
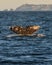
[0,11,52,65]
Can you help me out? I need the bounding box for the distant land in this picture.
[1,4,52,11]
[15,4,52,11]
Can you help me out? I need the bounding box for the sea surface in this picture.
[0,11,52,65]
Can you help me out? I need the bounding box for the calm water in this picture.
[0,11,52,65]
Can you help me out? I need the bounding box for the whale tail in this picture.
[9,25,40,35]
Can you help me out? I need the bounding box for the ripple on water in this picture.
[0,11,52,65]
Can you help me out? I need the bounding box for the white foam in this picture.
[6,34,46,38]
[6,34,18,37]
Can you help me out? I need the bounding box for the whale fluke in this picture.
[10,25,40,35]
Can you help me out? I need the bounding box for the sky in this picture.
[0,0,52,10]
